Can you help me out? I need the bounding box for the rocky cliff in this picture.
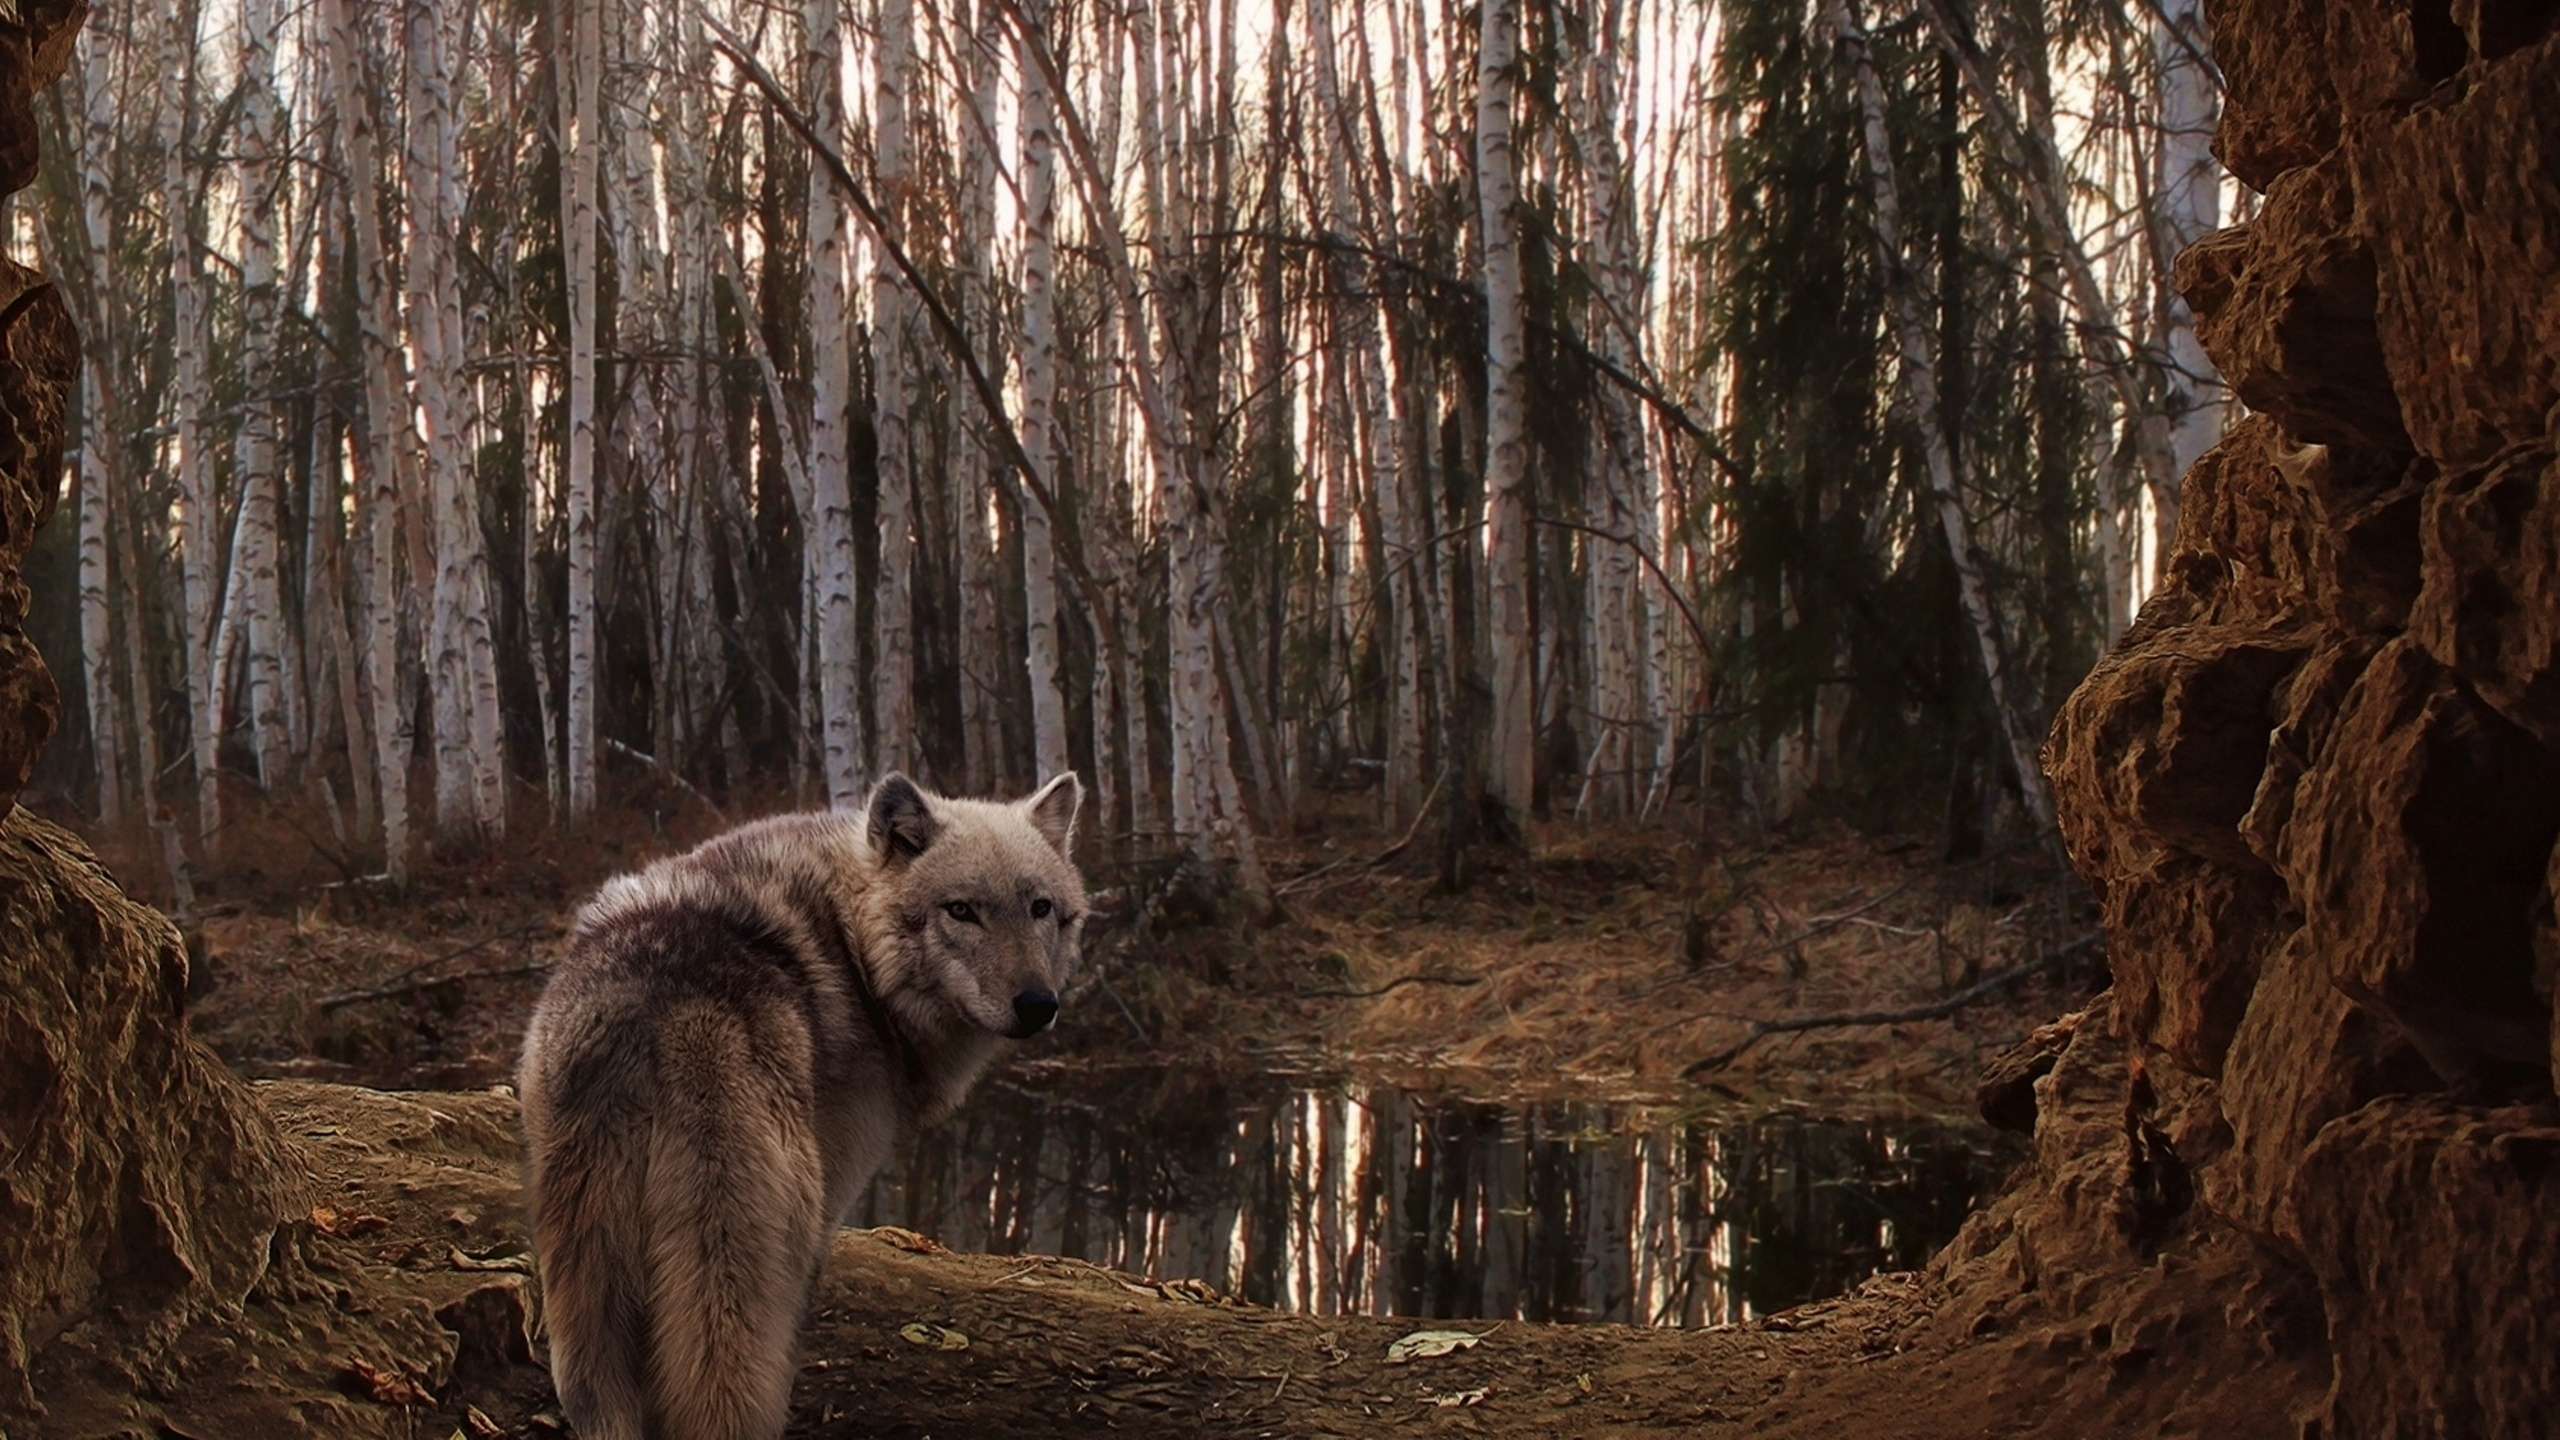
[2034,2,2560,1434]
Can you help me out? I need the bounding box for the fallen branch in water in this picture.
[1296,971,1484,1001]
[1679,931,2102,1077]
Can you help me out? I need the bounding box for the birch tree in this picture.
[68,32,124,829]
[2152,0,2222,483]
[1014,0,1070,786]
[1478,0,1536,831]
[324,0,415,881]
[807,0,865,808]
[1013,0,1266,893]
[406,0,507,841]
[1825,0,2055,833]
[956,0,1007,794]
[1310,0,1422,824]
[869,0,919,785]
[562,0,601,821]
[231,0,296,796]
[35,0,2219,887]
[159,0,223,854]
[1911,0,2183,556]
[1571,3,1652,820]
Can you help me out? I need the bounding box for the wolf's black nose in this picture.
[1010,989,1059,1036]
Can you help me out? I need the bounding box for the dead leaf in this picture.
[1427,1386,1490,1407]
[310,1204,391,1238]
[898,1322,970,1351]
[462,1405,505,1439]
[869,1226,949,1255]
[345,1356,434,1406]
[1386,1329,1484,1364]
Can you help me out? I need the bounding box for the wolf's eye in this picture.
[1031,898,1053,920]
[942,900,980,925]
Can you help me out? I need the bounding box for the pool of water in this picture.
[847,1065,2024,1326]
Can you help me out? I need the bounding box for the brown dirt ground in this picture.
[33,812,2245,1439]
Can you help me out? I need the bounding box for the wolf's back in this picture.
[522,899,832,1440]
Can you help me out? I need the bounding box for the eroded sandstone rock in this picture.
[0,812,298,1415]
[0,0,307,1427]
[2046,10,2560,1436]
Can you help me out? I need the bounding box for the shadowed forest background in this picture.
[26,0,2224,897]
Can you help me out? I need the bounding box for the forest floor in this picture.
[154,802,2100,1120]
[32,806,2208,1439]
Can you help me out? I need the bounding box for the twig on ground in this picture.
[1275,769,1448,897]
[1295,971,1483,1001]
[603,737,731,826]
[319,959,557,1011]
[1677,931,2102,1076]
[316,918,550,1010]
[1637,875,1921,999]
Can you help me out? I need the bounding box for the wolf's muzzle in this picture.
[1008,988,1060,1038]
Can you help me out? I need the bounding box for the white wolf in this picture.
[517,772,1085,1440]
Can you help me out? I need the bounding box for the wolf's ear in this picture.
[1022,772,1082,857]
[867,773,940,865]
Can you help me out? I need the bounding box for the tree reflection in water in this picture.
[848,1068,2023,1324]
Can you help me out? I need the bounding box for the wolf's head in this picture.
[861,771,1086,1039]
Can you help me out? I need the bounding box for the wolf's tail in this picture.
[531,1003,827,1440]
[639,1005,830,1440]
[528,1090,655,1440]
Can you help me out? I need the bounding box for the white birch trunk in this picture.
[867,0,917,782]
[70,34,124,828]
[1309,0,1421,823]
[957,0,1007,793]
[235,0,295,798]
[1016,0,1070,784]
[562,0,601,822]
[160,0,222,852]
[326,0,413,883]
[1023,0,1261,890]
[1132,0,1260,884]
[2153,0,2223,489]
[1915,0,2182,561]
[1573,13,1647,821]
[1477,0,1537,830]
[2092,417,2135,645]
[1829,0,2057,834]
[596,0,674,775]
[805,0,865,807]
[668,4,723,780]
[407,0,507,841]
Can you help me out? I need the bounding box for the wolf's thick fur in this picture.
[518,773,1085,1440]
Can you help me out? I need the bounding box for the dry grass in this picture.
[155,792,2097,1116]
[1234,820,2098,1114]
